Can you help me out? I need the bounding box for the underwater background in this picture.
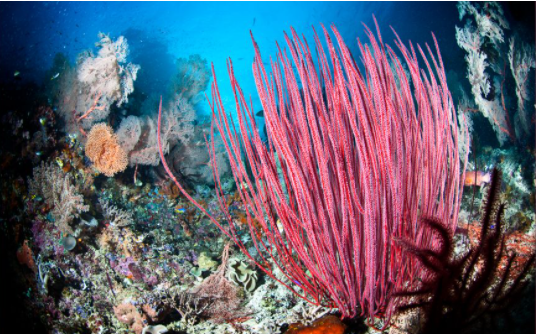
[1,2,468,121]
[0,1,534,334]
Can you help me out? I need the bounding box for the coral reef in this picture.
[3,7,534,334]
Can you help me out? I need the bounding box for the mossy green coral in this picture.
[198,252,217,271]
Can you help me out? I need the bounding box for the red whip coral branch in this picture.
[159,18,467,324]
[76,91,106,122]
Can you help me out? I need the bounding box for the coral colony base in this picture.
[1,3,535,334]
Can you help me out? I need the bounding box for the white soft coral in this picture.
[75,33,140,129]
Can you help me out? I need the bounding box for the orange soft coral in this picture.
[85,123,128,177]
[285,315,347,334]
[16,240,37,273]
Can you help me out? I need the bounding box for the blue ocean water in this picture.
[1,2,464,114]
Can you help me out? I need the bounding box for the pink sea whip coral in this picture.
[159,19,467,324]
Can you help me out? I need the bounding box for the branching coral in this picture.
[192,243,245,323]
[166,291,210,327]
[113,302,148,334]
[116,115,142,154]
[456,1,535,145]
[172,54,211,104]
[97,198,140,259]
[99,198,133,227]
[458,1,508,46]
[393,169,535,334]
[76,34,140,125]
[28,161,89,234]
[508,37,536,136]
[85,123,128,177]
[168,124,231,186]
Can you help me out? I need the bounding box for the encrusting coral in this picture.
[284,315,347,334]
[85,123,128,177]
[227,258,258,293]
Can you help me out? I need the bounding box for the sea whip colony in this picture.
[159,18,467,323]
